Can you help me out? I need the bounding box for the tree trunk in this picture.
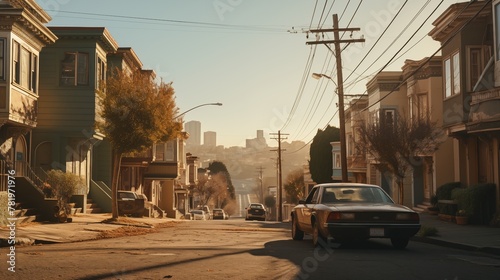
[398,180,404,205]
[111,152,122,219]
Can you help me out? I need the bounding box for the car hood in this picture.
[327,203,415,213]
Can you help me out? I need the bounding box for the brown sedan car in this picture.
[291,183,421,249]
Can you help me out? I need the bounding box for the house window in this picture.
[382,109,395,127]
[31,55,38,92]
[13,41,20,84]
[333,153,341,169]
[61,52,89,86]
[371,110,379,126]
[444,52,461,98]
[467,46,492,91]
[348,134,353,156]
[153,141,177,162]
[12,41,38,93]
[154,143,165,161]
[20,47,30,89]
[0,39,5,80]
[417,94,428,119]
[97,57,106,88]
[410,94,428,120]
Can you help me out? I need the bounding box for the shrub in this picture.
[436,182,463,200]
[436,182,463,215]
[452,183,496,225]
[45,170,84,216]
[418,225,439,237]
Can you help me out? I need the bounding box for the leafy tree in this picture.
[264,195,276,209]
[208,161,235,200]
[193,172,216,207]
[309,125,340,183]
[97,69,182,219]
[284,168,305,204]
[357,113,444,204]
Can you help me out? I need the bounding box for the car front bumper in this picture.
[324,222,421,239]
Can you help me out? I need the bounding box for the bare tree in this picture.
[357,112,444,204]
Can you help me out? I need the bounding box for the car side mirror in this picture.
[298,199,306,204]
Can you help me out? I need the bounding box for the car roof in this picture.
[315,183,382,188]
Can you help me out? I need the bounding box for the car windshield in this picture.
[321,186,393,204]
[250,204,263,209]
[192,210,203,214]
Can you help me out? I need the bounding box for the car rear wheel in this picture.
[312,220,326,247]
[291,215,304,241]
[390,237,409,249]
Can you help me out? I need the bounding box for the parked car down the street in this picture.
[291,183,421,249]
[213,208,227,220]
[117,191,147,217]
[200,205,212,220]
[245,203,267,221]
[190,210,208,220]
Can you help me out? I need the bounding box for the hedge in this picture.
[452,183,496,225]
[435,182,463,216]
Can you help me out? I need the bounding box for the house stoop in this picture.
[85,198,102,214]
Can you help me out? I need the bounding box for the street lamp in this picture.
[174,102,222,119]
[312,72,348,182]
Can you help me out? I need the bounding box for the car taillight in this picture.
[327,212,355,222]
[396,213,420,221]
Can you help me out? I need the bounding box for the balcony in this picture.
[468,88,500,132]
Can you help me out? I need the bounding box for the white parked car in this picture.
[190,210,208,220]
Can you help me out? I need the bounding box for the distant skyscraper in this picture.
[185,121,201,146]
[246,130,267,149]
[204,131,216,147]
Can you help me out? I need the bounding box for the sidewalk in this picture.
[0,213,174,246]
[413,212,500,256]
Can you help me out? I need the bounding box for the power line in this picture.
[344,0,432,91]
[360,0,490,114]
[44,9,288,33]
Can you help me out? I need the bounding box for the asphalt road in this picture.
[3,219,500,280]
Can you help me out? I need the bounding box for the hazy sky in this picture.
[39,0,461,147]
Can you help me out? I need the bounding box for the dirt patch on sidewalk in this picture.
[97,220,179,239]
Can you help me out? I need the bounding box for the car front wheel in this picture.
[391,237,409,249]
[291,215,304,241]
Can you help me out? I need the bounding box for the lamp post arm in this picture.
[174,102,222,119]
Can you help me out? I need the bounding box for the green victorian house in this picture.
[32,27,119,212]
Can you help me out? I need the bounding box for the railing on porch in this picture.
[0,159,44,194]
[0,160,7,192]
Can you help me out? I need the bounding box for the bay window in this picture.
[61,52,89,86]
[444,52,461,98]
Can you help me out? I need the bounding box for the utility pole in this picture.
[270,130,288,222]
[256,166,265,203]
[306,14,364,182]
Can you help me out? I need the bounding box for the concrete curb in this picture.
[412,236,500,257]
